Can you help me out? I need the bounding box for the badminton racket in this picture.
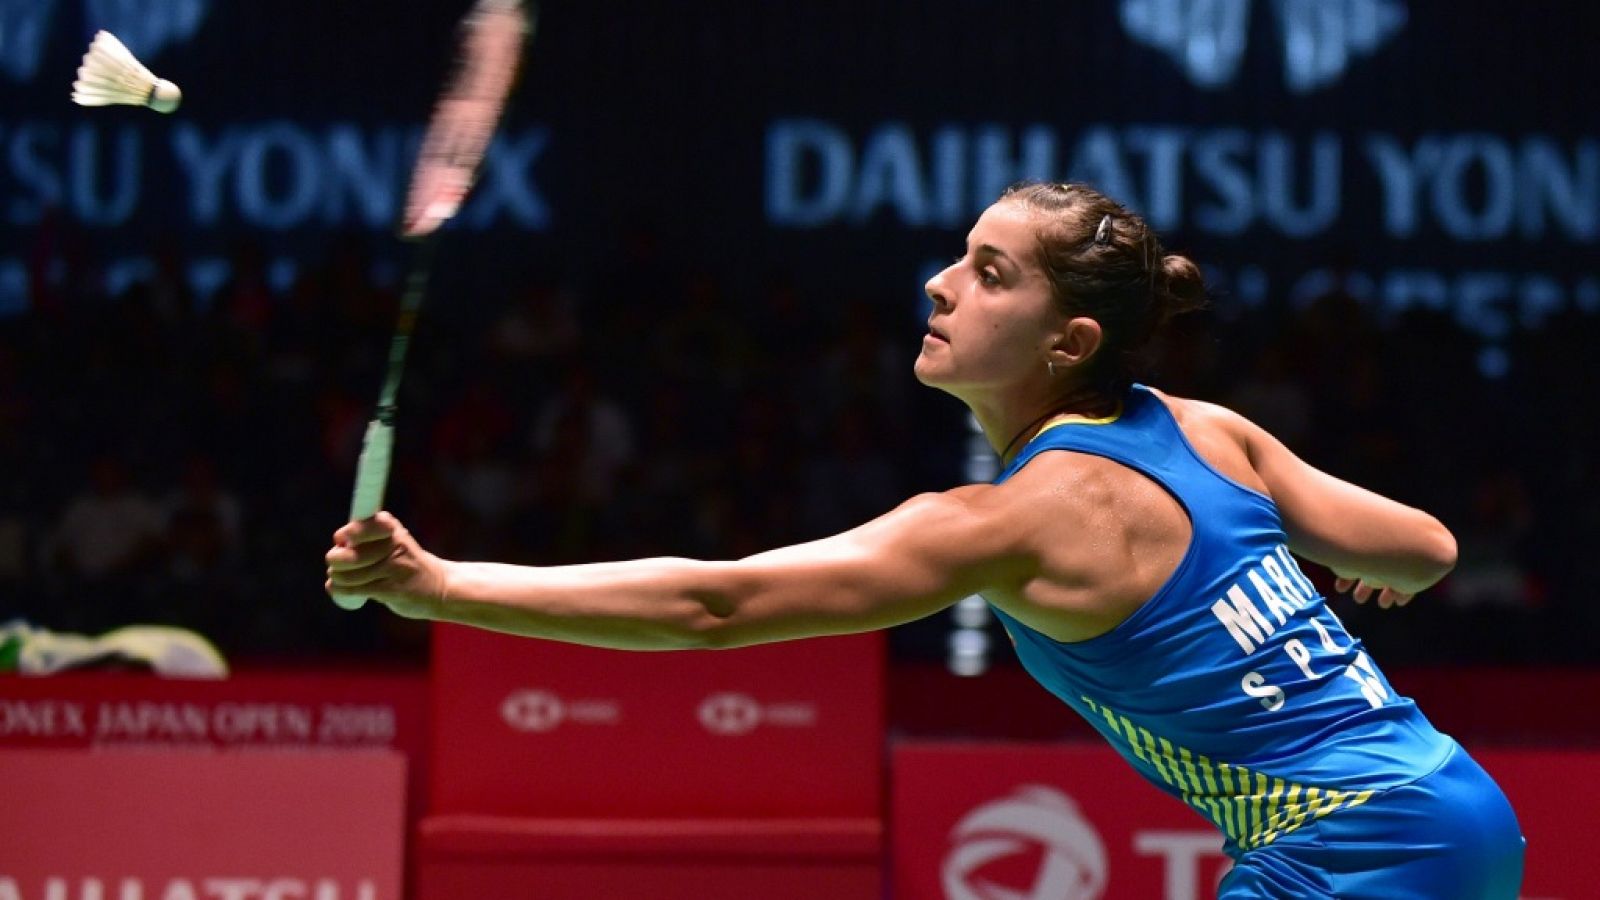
[332,0,534,610]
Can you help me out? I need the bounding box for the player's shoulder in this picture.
[921,463,1094,524]
[911,483,1015,523]
[1144,386,1258,441]
[881,485,1032,561]
[948,449,1130,535]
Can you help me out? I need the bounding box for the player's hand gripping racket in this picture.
[332,0,533,610]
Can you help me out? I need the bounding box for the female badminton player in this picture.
[327,181,1524,898]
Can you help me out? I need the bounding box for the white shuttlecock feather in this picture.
[72,31,182,114]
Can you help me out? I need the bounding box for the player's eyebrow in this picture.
[973,243,1020,272]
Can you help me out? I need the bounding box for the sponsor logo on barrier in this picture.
[939,785,1230,900]
[0,698,396,746]
[696,691,818,736]
[1120,0,1407,93]
[500,688,619,733]
[943,785,1108,900]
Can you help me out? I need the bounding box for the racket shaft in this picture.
[331,1,531,613]
[330,250,421,613]
[331,419,395,610]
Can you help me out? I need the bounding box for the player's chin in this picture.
[912,352,947,387]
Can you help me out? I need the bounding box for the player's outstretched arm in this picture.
[325,491,1028,650]
[1235,412,1457,603]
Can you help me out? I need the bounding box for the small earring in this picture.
[1047,361,1056,377]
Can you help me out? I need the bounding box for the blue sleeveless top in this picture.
[989,384,1451,853]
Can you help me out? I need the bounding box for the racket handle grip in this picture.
[349,418,395,520]
[331,419,396,611]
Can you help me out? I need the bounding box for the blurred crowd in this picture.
[3,225,1597,668]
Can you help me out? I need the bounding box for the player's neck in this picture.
[975,385,1119,465]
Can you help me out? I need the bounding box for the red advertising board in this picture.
[419,626,886,899]
[0,670,426,751]
[1473,748,1600,900]
[894,743,1231,900]
[889,664,1600,744]
[0,748,407,900]
[416,815,883,900]
[893,741,1600,900]
[429,625,884,818]
[0,669,429,822]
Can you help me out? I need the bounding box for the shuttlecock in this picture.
[72,30,182,114]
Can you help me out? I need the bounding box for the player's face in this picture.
[916,201,1064,395]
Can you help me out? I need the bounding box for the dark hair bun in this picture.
[1157,253,1208,323]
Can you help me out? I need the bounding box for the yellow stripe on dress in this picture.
[1034,405,1125,438]
[1100,706,1123,739]
[1191,765,1230,835]
[1077,696,1382,849]
[1218,761,1237,794]
[1262,777,1285,845]
[1179,747,1204,795]
[1120,715,1149,763]
[1159,737,1192,793]
[1140,728,1176,786]
[1266,783,1304,845]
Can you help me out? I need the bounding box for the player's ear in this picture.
[1047,316,1103,371]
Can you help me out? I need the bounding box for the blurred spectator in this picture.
[0,347,29,584]
[213,238,275,334]
[651,272,753,395]
[1445,467,1537,611]
[1225,346,1313,452]
[1315,352,1406,496]
[815,301,910,430]
[41,456,164,582]
[744,276,825,385]
[145,234,198,327]
[160,455,244,585]
[801,401,902,537]
[27,207,102,319]
[488,284,583,374]
[0,517,25,584]
[531,365,635,507]
[444,438,526,557]
[313,384,368,470]
[433,376,520,461]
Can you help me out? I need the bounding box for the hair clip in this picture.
[1094,214,1113,245]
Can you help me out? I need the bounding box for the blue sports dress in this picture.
[989,385,1524,898]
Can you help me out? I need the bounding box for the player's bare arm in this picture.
[326,486,1037,651]
[1196,399,1457,603]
